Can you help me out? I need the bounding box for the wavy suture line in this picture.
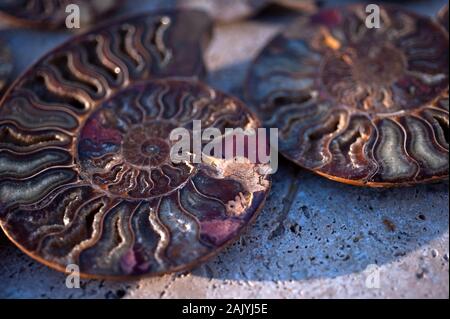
[0,123,72,152]
[409,113,448,154]
[402,115,449,180]
[5,194,86,248]
[48,54,104,100]
[274,101,327,139]
[70,199,124,265]
[104,202,137,260]
[3,107,75,132]
[176,191,205,237]
[13,88,84,118]
[97,32,131,87]
[393,118,422,181]
[0,148,70,179]
[246,4,449,186]
[145,198,170,270]
[153,17,173,67]
[67,51,109,98]
[0,169,78,217]
[78,37,123,90]
[115,24,143,71]
[122,24,146,73]
[35,67,93,112]
[77,200,140,275]
[190,179,228,208]
[0,95,79,131]
[27,188,89,244]
[36,195,108,264]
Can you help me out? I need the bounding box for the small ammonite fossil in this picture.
[438,4,449,33]
[0,0,123,29]
[246,4,449,187]
[178,0,317,23]
[0,38,13,94]
[0,10,270,279]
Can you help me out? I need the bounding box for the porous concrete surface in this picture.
[0,0,448,299]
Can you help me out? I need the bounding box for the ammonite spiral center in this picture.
[78,102,195,200]
[322,43,407,112]
[140,139,169,163]
[351,45,405,86]
[122,122,176,168]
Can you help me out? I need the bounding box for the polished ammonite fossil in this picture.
[0,38,13,94]
[0,10,271,278]
[0,0,123,29]
[246,4,449,187]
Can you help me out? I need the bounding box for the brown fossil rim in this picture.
[246,4,449,187]
[0,0,124,29]
[177,0,318,23]
[0,9,272,279]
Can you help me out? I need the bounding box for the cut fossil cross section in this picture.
[0,10,272,279]
[246,4,449,187]
[0,79,270,278]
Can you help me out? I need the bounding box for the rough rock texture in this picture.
[0,0,448,299]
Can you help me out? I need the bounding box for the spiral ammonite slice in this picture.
[0,9,268,278]
[0,77,271,278]
[0,38,13,94]
[0,0,123,29]
[246,4,449,187]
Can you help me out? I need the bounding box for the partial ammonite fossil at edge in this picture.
[0,0,123,29]
[246,4,449,187]
[0,10,271,279]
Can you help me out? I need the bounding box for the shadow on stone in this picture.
[192,157,449,282]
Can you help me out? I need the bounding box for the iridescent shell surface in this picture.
[0,10,272,279]
[246,5,449,187]
[0,0,122,29]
